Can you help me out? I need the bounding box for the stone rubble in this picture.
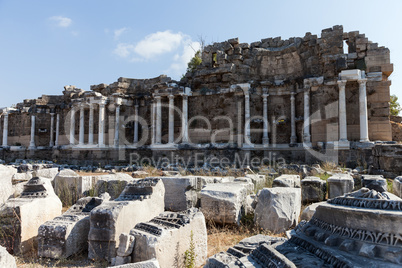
[88,178,165,261]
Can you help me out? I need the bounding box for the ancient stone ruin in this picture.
[0,25,397,172]
[0,177,62,254]
[88,178,165,261]
[37,195,108,259]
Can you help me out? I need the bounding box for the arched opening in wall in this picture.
[343,40,349,54]
[212,52,217,67]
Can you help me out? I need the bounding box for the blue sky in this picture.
[0,0,401,108]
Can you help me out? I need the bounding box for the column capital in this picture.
[337,80,347,87]
[154,95,162,100]
[262,93,269,99]
[357,78,368,85]
[168,94,175,100]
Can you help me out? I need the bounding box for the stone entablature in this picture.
[0,26,393,154]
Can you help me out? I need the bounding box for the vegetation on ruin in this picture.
[186,50,202,73]
[390,94,401,116]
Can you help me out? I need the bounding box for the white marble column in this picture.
[168,95,175,144]
[262,93,269,146]
[181,94,189,144]
[69,106,76,145]
[155,96,162,144]
[55,113,60,147]
[133,104,139,144]
[303,88,311,143]
[79,105,85,146]
[98,103,105,148]
[244,92,251,146]
[290,92,297,144]
[88,103,94,145]
[29,115,36,149]
[49,113,55,147]
[358,78,369,142]
[337,80,348,142]
[2,113,8,146]
[151,101,156,145]
[114,104,120,147]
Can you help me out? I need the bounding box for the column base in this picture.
[290,136,297,144]
[335,140,350,149]
[242,143,254,149]
[359,139,371,143]
[262,138,269,147]
[28,146,36,150]
[150,143,178,150]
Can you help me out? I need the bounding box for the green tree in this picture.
[186,50,202,73]
[390,94,402,116]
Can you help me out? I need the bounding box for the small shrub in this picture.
[184,230,196,268]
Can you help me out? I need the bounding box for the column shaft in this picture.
[244,93,251,145]
[262,94,269,146]
[358,79,369,142]
[29,115,35,148]
[290,93,296,144]
[338,80,348,142]
[114,105,120,147]
[70,107,76,145]
[2,114,8,146]
[55,114,60,147]
[155,96,162,144]
[182,95,189,143]
[88,104,94,145]
[168,95,175,144]
[303,89,311,143]
[98,104,105,147]
[49,113,55,147]
[79,105,85,145]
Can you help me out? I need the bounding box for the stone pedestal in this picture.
[327,174,354,199]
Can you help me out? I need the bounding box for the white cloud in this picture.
[50,16,72,28]
[166,41,201,77]
[114,27,127,39]
[114,30,186,60]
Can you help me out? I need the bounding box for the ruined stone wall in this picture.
[0,25,394,162]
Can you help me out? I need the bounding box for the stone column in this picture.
[49,113,55,147]
[303,88,311,143]
[181,94,189,144]
[114,104,120,147]
[29,115,36,149]
[88,103,94,145]
[70,106,76,145]
[155,96,162,144]
[337,80,348,142]
[79,105,85,146]
[151,101,156,145]
[358,78,369,142]
[244,92,251,146]
[2,113,8,147]
[55,113,60,147]
[262,93,269,146]
[290,92,297,144]
[98,103,105,148]
[168,95,175,144]
[133,104,139,144]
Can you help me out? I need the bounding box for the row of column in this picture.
[337,78,369,143]
[151,94,189,146]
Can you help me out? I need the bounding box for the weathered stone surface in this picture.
[301,176,326,203]
[0,177,62,254]
[254,188,301,234]
[158,176,201,211]
[130,208,207,268]
[37,196,107,259]
[93,173,135,199]
[361,175,387,192]
[300,201,326,221]
[0,245,16,268]
[393,176,402,198]
[200,182,248,225]
[327,174,354,199]
[0,165,17,204]
[35,168,59,180]
[113,258,160,268]
[272,174,301,188]
[88,178,165,261]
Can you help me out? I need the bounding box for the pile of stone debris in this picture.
[0,162,400,267]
